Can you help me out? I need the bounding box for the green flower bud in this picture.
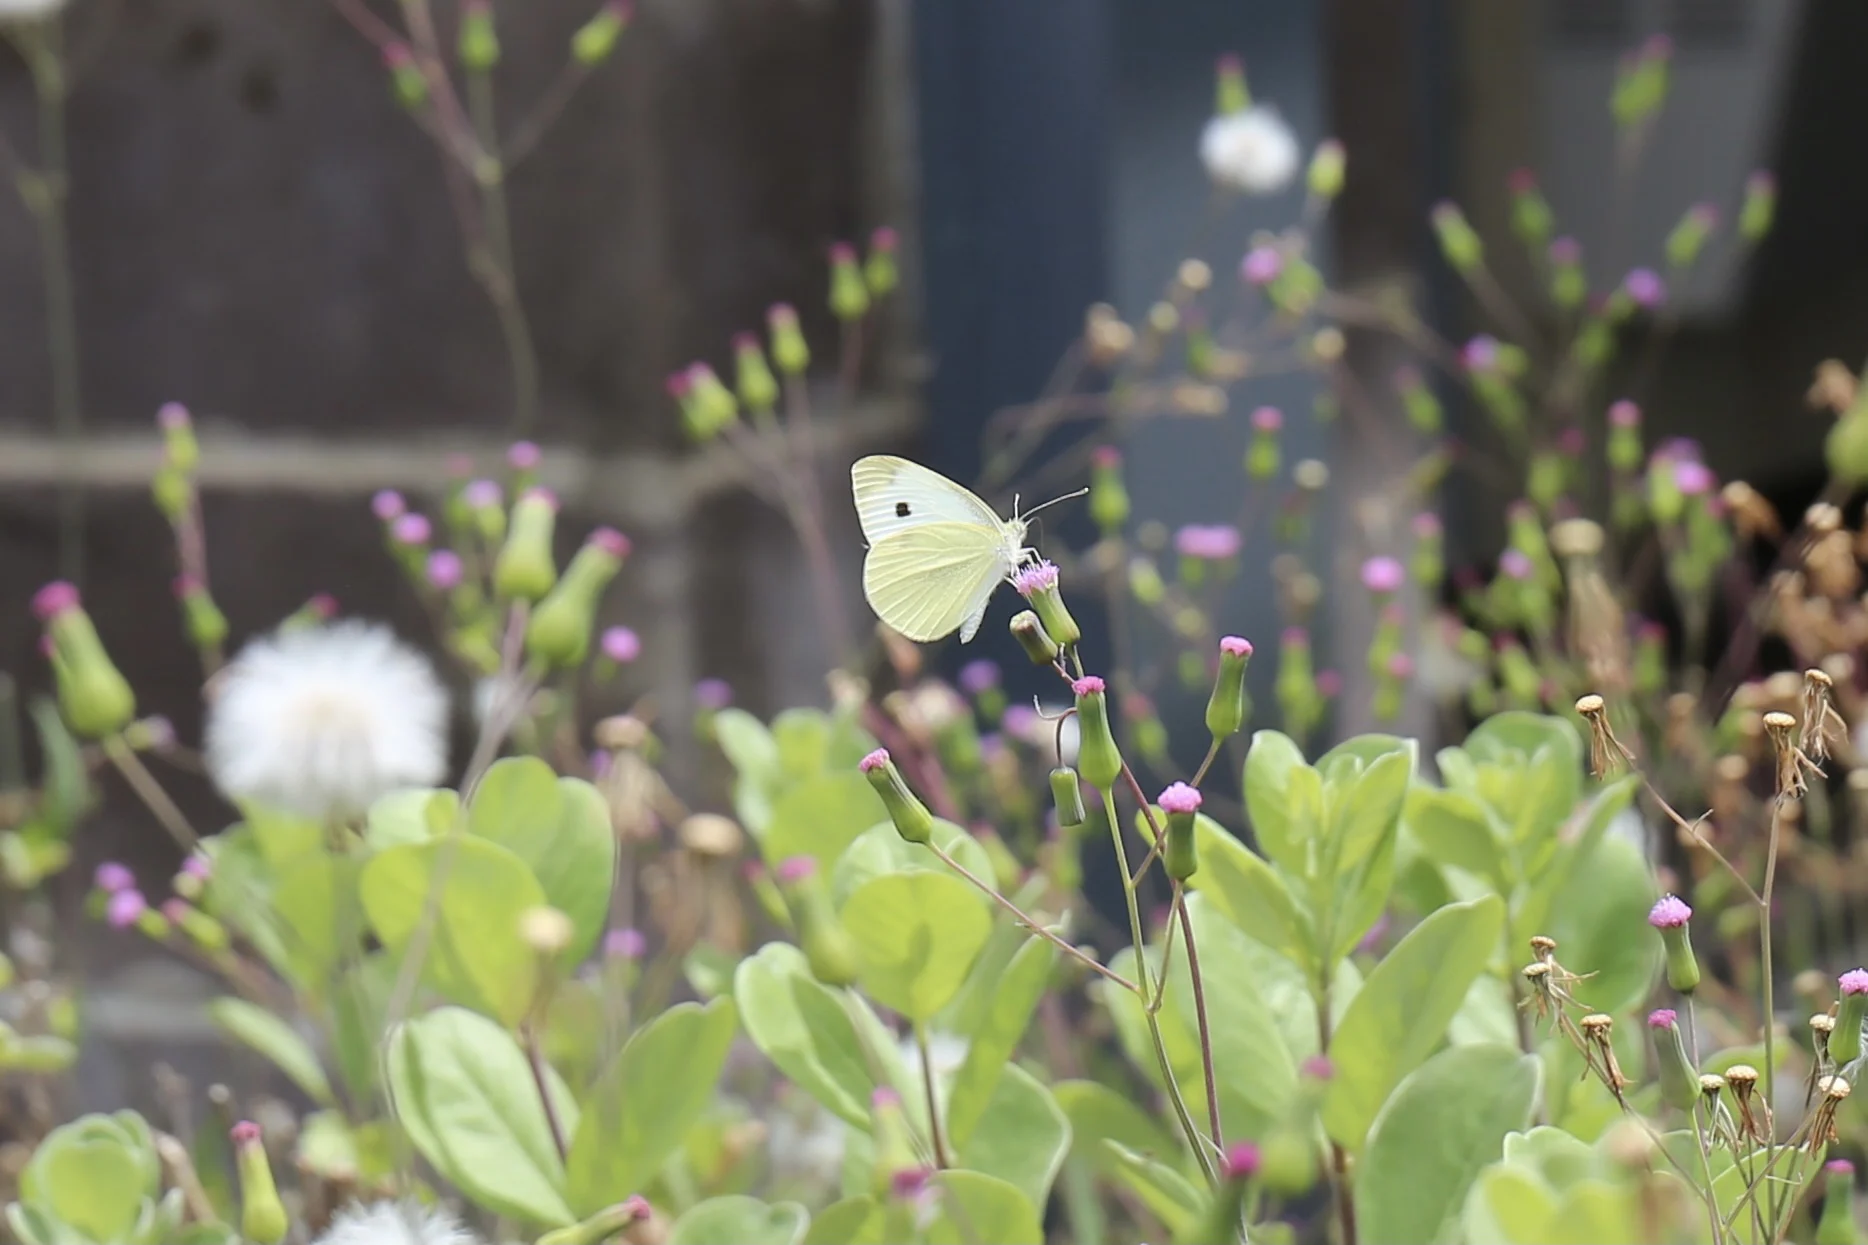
[868,1087,920,1199]
[571,0,630,66]
[1275,627,1322,744]
[777,857,858,987]
[733,332,780,413]
[1011,560,1080,648]
[526,528,629,668]
[1247,405,1282,480]
[458,0,500,70]
[864,227,899,298]
[385,44,427,109]
[1431,201,1484,275]
[1665,203,1718,270]
[829,242,870,321]
[859,749,934,845]
[686,362,740,437]
[1206,635,1254,742]
[1072,675,1122,790]
[0,1035,75,1074]
[1213,53,1250,115]
[231,1121,288,1245]
[1835,970,1868,1066]
[538,1198,655,1245]
[1507,169,1553,250]
[173,575,228,653]
[493,488,560,601]
[1612,35,1672,131]
[163,899,230,954]
[1089,446,1130,534]
[1740,171,1776,244]
[1050,767,1086,828]
[157,402,198,472]
[1828,411,1868,488]
[1648,895,1700,994]
[1818,1161,1861,1245]
[1607,399,1643,473]
[1549,236,1587,309]
[767,303,810,376]
[1395,366,1443,435]
[1648,459,1686,524]
[1127,557,1165,606]
[1157,783,1201,881]
[1306,139,1345,201]
[151,467,192,521]
[1648,1009,1700,1111]
[1190,1143,1260,1245]
[33,583,135,740]
[1009,610,1060,665]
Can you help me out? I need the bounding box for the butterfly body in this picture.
[851,455,1035,644]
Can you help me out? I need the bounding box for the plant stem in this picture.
[1101,784,1216,1186]
[1176,884,1225,1152]
[915,1024,951,1169]
[466,68,541,437]
[523,1021,569,1161]
[1317,991,1356,1245]
[1760,794,1786,1231]
[926,842,1135,991]
[1191,738,1223,788]
[103,735,198,852]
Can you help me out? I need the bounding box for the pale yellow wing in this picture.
[862,523,1012,644]
[851,455,1006,545]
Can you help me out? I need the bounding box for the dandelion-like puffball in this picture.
[312,1200,483,1245]
[1199,106,1300,195]
[206,622,449,822]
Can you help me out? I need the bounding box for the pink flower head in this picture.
[425,550,464,591]
[828,241,859,265]
[959,660,1001,694]
[507,440,542,470]
[161,898,189,924]
[859,748,892,773]
[444,452,473,479]
[732,331,760,354]
[1072,675,1106,697]
[157,401,191,431]
[1647,1007,1679,1030]
[1461,335,1500,373]
[1648,894,1692,928]
[1220,635,1253,658]
[1609,399,1640,428]
[870,226,899,253]
[390,513,431,545]
[1251,405,1283,433]
[94,862,134,893]
[306,592,339,620]
[1672,460,1716,497]
[230,1120,261,1147]
[1282,626,1309,649]
[776,856,817,884]
[463,479,502,510]
[1642,33,1673,60]
[1360,556,1405,594]
[1012,560,1060,596]
[1222,1142,1261,1179]
[768,302,799,328]
[604,927,646,959]
[31,581,80,621]
[889,1165,933,1201]
[1316,669,1343,698]
[521,486,559,511]
[1174,524,1243,561]
[1158,783,1202,815]
[1747,170,1776,198]
[1688,203,1719,231]
[1092,445,1122,470]
[588,750,612,780]
[1241,245,1283,285]
[1500,549,1534,581]
[1557,426,1585,455]
[172,573,204,600]
[1302,1055,1335,1081]
[1623,268,1666,308]
[1216,51,1243,76]
[665,370,693,398]
[600,626,641,663]
[1411,512,1443,539]
[105,889,146,929]
[622,1195,653,1222]
[182,852,212,880]
[1386,652,1415,680]
[589,527,632,559]
[371,490,406,522]
[1638,619,1668,643]
[1549,235,1581,265]
[1828,1159,1855,1176]
[871,1086,902,1109]
[694,678,733,710]
[383,41,414,69]
[1841,969,1868,996]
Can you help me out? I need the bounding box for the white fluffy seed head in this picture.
[313,1200,482,1245]
[206,621,449,822]
[1199,106,1301,195]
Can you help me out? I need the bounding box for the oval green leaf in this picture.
[207,997,334,1107]
[955,1064,1071,1213]
[927,1170,1042,1245]
[1186,813,1310,972]
[669,1196,809,1245]
[839,873,991,1022]
[468,757,616,964]
[945,938,1053,1147]
[735,944,879,1128]
[1243,730,1322,878]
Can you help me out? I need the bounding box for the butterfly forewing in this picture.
[862,524,1014,643]
[851,455,1006,545]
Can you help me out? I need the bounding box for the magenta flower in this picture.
[959,660,1001,695]
[1841,969,1868,996]
[1623,268,1666,308]
[157,401,191,431]
[1251,405,1283,433]
[390,513,431,545]
[371,490,406,522]
[32,581,80,622]
[1012,560,1060,597]
[463,479,502,510]
[1072,675,1106,697]
[1360,556,1405,594]
[1461,335,1500,373]
[1222,1142,1261,1179]
[858,748,891,773]
[1174,524,1244,560]
[1158,782,1202,814]
[776,856,817,884]
[600,627,641,663]
[1220,635,1253,658]
[604,927,646,959]
[106,889,147,929]
[1241,246,1283,285]
[508,441,542,470]
[1672,460,1715,497]
[426,550,464,591]
[94,862,134,893]
[1500,549,1534,581]
[1648,895,1692,928]
[1648,1008,1679,1029]
[694,678,733,710]
[181,853,212,880]
[1609,399,1640,428]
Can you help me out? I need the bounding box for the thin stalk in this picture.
[1176,884,1225,1152]
[1689,1094,1726,1245]
[915,1024,951,1169]
[1760,795,1786,1230]
[465,68,541,437]
[523,1021,569,1161]
[1317,992,1356,1245]
[1190,738,1223,789]
[1100,784,1216,1186]
[102,736,198,852]
[925,840,1134,991]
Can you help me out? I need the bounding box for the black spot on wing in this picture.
[896,501,911,517]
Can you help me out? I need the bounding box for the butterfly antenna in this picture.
[1018,487,1089,523]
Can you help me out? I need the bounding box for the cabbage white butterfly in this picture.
[851,455,1080,644]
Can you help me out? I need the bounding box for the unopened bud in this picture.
[494,488,560,601]
[1158,782,1201,881]
[520,905,575,957]
[459,0,500,70]
[157,402,199,472]
[733,332,780,412]
[232,1120,288,1245]
[864,227,899,298]
[1648,894,1700,994]
[767,303,810,376]
[1818,1160,1860,1245]
[859,749,934,845]
[1834,969,1868,1066]
[1740,171,1776,243]
[526,527,629,668]
[1214,53,1249,115]
[1648,1008,1699,1111]
[1306,139,1345,200]
[1507,169,1553,250]
[34,583,135,739]
[1431,202,1483,274]
[571,0,630,66]
[1050,767,1086,828]
[1009,610,1060,665]
[776,857,859,987]
[829,242,870,321]
[1072,675,1122,790]
[1206,635,1254,741]
[385,43,427,109]
[1089,446,1130,534]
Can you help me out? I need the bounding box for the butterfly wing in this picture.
[863,522,1015,644]
[852,455,1006,545]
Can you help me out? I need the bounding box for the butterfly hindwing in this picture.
[862,523,1014,643]
[851,455,1006,545]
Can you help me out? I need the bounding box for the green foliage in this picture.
[837,872,990,1021]
[6,1112,189,1245]
[468,757,616,963]
[669,1196,810,1245]
[207,998,334,1106]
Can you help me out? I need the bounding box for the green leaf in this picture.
[1320,735,1415,873]
[1449,975,1520,1048]
[244,806,324,866]
[1463,1164,1559,1245]
[270,852,363,986]
[1186,814,1311,971]
[771,708,834,778]
[831,819,994,910]
[1244,730,1322,877]
[207,998,334,1107]
[1544,834,1660,1016]
[716,708,781,781]
[735,943,880,1128]
[1054,1081,1183,1176]
[802,1197,883,1245]
[1324,896,1505,1152]
[838,873,991,1022]
[1514,774,1637,944]
[22,1130,146,1241]
[1406,786,1509,891]
[1167,896,1299,1138]
[1328,824,1400,964]
[364,788,459,848]
[566,998,739,1217]
[765,772,891,870]
[1356,1044,1541,1245]
[25,697,92,839]
[669,1196,809,1245]
[1102,1142,1201,1240]
[956,1064,1071,1212]
[468,757,616,964]
[360,835,546,1026]
[945,939,1053,1147]
[386,1007,577,1226]
[927,1170,1043,1245]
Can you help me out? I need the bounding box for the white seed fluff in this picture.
[0,0,66,23]
[206,621,449,821]
[313,1201,482,1245]
[1199,106,1301,195]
